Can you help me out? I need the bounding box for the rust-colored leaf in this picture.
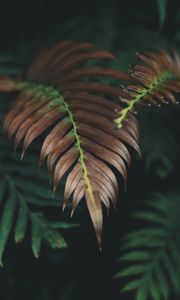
[114,50,180,128]
[2,40,140,248]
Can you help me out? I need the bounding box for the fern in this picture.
[114,50,180,128]
[114,49,180,178]
[0,40,140,247]
[115,191,180,300]
[0,176,76,266]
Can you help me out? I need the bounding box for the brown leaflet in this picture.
[53,147,79,193]
[56,67,131,85]
[99,193,111,213]
[63,82,128,98]
[123,120,140,142]
[85,152,119,197]
[80,136,127,182]
[133,66,155,78]
[27,49,50,81]
[132,71,155,82]
[87,161,117,199]
[136,52,161,67]
[77,123,131,166]
[156,89,176,103]
[65,91,125,110]
[74,111,140,154]
[87,158,119,202]
[127,85,142,93]
[88,179,111,209]
[47,132,75,171]
[131,73,151,86]
[28,49,50,83]
[44,42,95,81]
[40,118,72,162]
[21,108,64,158]
[150,90,170,104]
[4,89,39,133]
[87,164,116,203]
[71,180,86,216]
[69,101,117,120]
[28,41,78,81]
[85,191,102,248]
[7,93,53,139]
[63,163,83,209]
[51,51,116,81]
[125,113,140,139]
[164,81,180,92]
[14,100,67,149]
[32,41,74,81]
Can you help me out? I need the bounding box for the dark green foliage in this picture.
[115,191,180,299]
[0,175,75,265]
[0,126,65,207]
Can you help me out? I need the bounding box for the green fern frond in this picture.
[115,191,180,300]
[0,176,76,266]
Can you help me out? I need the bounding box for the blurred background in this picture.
[0,0,180,299]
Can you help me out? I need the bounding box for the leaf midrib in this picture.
[22,83,97,211]
[114,71,179,128]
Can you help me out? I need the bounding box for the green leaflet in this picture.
[31,214,44,258]
[0,177,77,266]
[14,195,28,243]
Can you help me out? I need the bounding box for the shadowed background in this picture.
[0,0,180,299]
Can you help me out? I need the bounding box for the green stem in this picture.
[114,71,175,128]
[61,97,95,205]
[22,83,96,208]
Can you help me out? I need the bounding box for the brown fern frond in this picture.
[114,50,180,128]
[2,41,140,247]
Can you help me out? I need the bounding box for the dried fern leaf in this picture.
[114,50,180,128]
[1,41,140,247]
